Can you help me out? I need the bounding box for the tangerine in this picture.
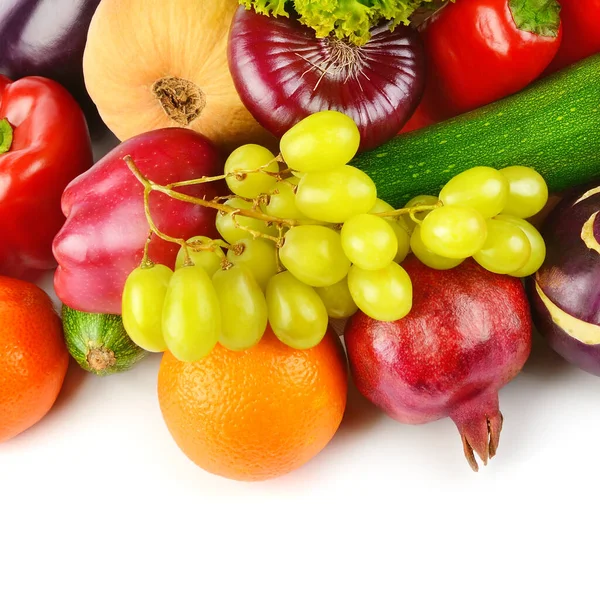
[157,327,347,481]
[0,277,69,443]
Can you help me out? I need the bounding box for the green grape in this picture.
[500,166,549,218]
[341,214,398,270]
[285,175,301,185]
[369,198,411,263]
[279,110,360,173]
[224,144,280,198]
[175,236,225,274]
[400,195,439,235]
[391,223,411,263]
[440,166,509,218]
[279,225,350,287]
[264,179,306,220]
[266,271,328,350]
[226,237,278,291]
[495,214,547,277]
[215,198,276,244]
[420,205,488,259]
[296,165,377,222]
[212,265,268,351]
[315,277,358,319]
[348,263,413,322]
[473,219,531,275]
[162,265,221,362]
[369,198,394,215]
[410,226,464,270]
[122,264,173,352]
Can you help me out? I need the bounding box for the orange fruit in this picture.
[158,327,347,481]
[0,276,69,443]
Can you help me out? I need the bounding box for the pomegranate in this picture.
[345,257,532,470]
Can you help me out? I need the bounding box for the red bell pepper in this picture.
[419,0,563,119]
[546,0,600,73]
[0,76,92,279]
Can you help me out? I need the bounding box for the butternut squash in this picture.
[83,0,272,151]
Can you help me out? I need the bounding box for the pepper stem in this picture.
[0,118,13,154]
[509,0,561,37]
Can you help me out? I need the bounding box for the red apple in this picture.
[53,128,223,314]
[345,257,532,470]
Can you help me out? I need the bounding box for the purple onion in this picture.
[528,184,600,376]
[228,7,425,151]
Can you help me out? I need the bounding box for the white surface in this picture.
[1,132,598,599]
[1,287,598,599]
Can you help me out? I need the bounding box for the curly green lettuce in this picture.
[241,0,445,46]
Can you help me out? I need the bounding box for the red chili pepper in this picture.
[0,76,92,280]
[546,0,600,73]
[419,0,563,119]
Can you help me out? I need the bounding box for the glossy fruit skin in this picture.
[224,143,279,198]
[341,214,398,271]
[295,166,377,223]
[226,237,278,292]
[0,75,93,280]
[500,166,549,219]
[0,276,69,443]
[215,198,276,245]
[352,55,600,208]
[348,263,413,322]
[157,326,347,481]
[527,184,600,376]
[473,219,530,275]
[266,271,328,350]
[53,128,222,315]
[162,265,221,362]
[315,277,358,319]
[410,226,465,270]
[439,166,508,219]
[212,265,268,351]
[279,111,360,173]
[546,0,600,73]
[419,0,562,118]
[279,226,350,287]
[228,7,425,151]
[62,306,146,376]
[0,1,102,130]
[495,215,546,277]
[345,257,532,470]
[122,264,173,353]
[420,206,487,259]
[175,236,225,274]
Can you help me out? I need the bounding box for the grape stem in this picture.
[124,156,442,252]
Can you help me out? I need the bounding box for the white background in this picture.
[1,136,598,600]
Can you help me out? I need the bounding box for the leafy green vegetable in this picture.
[241,0,445,45]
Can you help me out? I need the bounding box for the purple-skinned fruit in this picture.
[528,183,600,376]
[345,257,532,471]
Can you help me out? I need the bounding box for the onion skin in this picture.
[228,7,425,151]
[345,257,532,471]
[527,184,600,376]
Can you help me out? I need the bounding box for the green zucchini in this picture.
[353,54,600,208]
[62,306,147,376]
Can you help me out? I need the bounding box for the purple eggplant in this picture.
[528,183,600,376]
[0,0,101,130]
